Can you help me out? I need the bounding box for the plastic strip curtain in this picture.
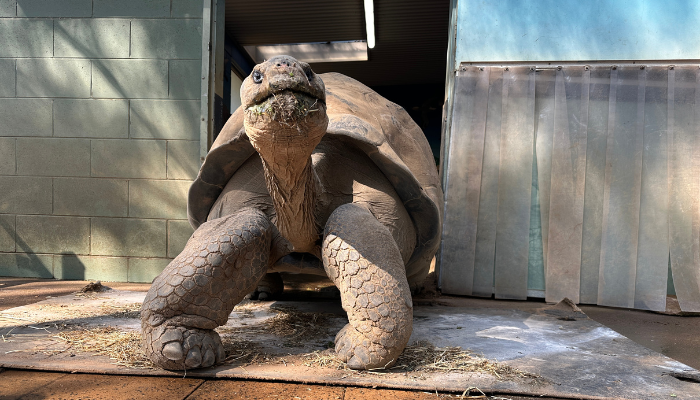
[439,64,700,312]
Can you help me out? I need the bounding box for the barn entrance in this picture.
[214,0,450,166]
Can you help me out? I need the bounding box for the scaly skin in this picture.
[322,203,413,369]
[143,56,429,372]
[141,208,272,370]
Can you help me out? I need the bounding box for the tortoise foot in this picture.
[335,323,405,370]
[322,203,413,370]
[144,323,225,370]
[140,208,274,371]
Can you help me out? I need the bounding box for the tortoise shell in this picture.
[188,72,443,278]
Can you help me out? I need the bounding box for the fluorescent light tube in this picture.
[364,0,375,49]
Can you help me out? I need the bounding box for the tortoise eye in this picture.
[304,67,314,81]
[252,70,263,84]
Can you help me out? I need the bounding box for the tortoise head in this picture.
[241,55,328,163]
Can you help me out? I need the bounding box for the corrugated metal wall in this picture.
[439,63,700,312]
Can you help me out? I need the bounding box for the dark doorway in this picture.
[223,0,450,162]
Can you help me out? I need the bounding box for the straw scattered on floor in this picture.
[303,340,543,382]
[98,302,142,319]
[220,335,262,364]
[39,305,542,383]
[222,306,339,346]
[50,326,264,370]
[266,307,335,340]
[1,302,142,324]
[232,299,264,312]
[53,326,153,369]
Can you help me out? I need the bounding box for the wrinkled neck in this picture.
[260,156,320,253]
[245,120,325,253]
[243,97,328,253]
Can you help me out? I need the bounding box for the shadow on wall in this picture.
[0,217,53,278]
[7,20,197,264]
[56,252,86,280]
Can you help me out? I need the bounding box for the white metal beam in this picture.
[245,41,368,64]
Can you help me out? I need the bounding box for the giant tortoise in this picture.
[141,55,443,371]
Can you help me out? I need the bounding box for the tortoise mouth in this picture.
[253,87,325,108]
[246,89,325,122]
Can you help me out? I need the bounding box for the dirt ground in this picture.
[1,276,699,399]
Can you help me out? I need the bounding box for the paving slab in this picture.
[188,380,344,400]
[0,291,699,400]
[0,370,65,399]
[14,373,203,400]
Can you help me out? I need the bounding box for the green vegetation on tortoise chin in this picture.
[246,90,322,122]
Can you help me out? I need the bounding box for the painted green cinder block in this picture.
[0,0,16,17]
[128,179,190,219]
[0,253,53,279]
[17,59,91,98]
[0,59,15,97]
[169,60,201,100]
[91,217,167,257]
[92,59,168,99]
[16,215,90,255]
[93,0,169,18]
[0,176,52,215]
[17,0,91,17]
[0,19,53,57]
[0,214,15,252]
[91,139,167,179]
[55,19,130,59]
[172,0,201,18]
[130,100,199,140]
[167,219,193,258]
[167,140,199,180]
[131,19,202,60]
[16,138,91,177]
[128,258,170,283]
[0,138,15,175]
[0,99,52,137]
[54,178,128,217]
[54,255,128,281]
[54,99,129,139]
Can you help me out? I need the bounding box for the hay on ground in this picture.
[47,307,541,383]
[49,326,542,383]
[303,340,542,382]
[266,307,333,339]
[232,299,263,311]
[1,302,142,324]
[54,327,153,369]
[219,335,261,364]
[223,307,337,347]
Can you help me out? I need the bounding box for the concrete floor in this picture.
[1,277,699,399]
[580,304,700,371]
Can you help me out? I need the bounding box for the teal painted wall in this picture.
[456,0,700,64]
[448,0,688,297]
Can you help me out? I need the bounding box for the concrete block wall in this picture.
[0,0,202,283]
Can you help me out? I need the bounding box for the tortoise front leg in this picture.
[322,203,413,370]
[141,207,272,370]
